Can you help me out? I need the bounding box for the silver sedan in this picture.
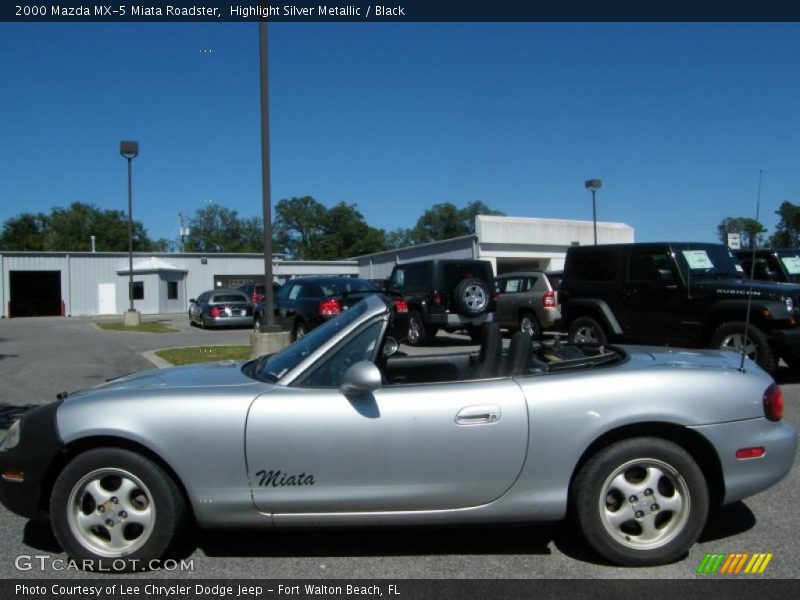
[0,295,795,571]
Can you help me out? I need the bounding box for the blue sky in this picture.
[1,23,799,247]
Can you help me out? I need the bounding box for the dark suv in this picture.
[388,259,496,345]
[560,242,800,373]
[735,249,800,284]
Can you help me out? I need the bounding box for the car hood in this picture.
[64,360,260,400]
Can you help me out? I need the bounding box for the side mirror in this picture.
[340,361,383,396]
[656,269,675,284]
[189,298,196,303]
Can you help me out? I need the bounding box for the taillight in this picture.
[492,290,499,302]
[319,298,341,317]
[542,290,557,309]
[763,383,784,421]
[432,291,442,306]
[394,299,409,313]
[209,306,221,318]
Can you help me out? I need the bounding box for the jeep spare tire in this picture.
[453,278,491,316]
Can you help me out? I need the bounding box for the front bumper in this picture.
[768,326,800,351]
[0,401,64,520]
[689,418,797,504]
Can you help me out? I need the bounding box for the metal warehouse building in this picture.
[0,252,357,318]
[356,215,635,279]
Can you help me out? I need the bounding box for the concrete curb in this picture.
[140,350,173,369]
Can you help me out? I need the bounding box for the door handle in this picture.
[455,405,501,425]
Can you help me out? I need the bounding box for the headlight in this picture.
[0,419,21,451]
[786,297,794,312]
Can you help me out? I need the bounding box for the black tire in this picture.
[292,320,308,342]
[568,316,608,345]
[519,311,542,339]
[709,321,776,374]
[453,278,491,317]
[571,437,708,567]
[50,448,186,572]
[406,311,427,346]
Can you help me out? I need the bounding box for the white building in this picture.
[0,252,357,318]
[356,215,635,279]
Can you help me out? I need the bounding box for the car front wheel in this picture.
[50,448,186,571]
[571,437,708,566]
[568,316,607,345]
[710,321,776,374]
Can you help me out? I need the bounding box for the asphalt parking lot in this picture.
[0,315,797,580]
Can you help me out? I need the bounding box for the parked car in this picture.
[188,289,254,329]
[1,294,794,571]
[494,271,561,338]
[387,259,496,345]
[559,242,800,373]
[254,276,383,340]
[735,248,800,284]
[238,281,283,305]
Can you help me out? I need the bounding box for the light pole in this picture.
[120,140,140,326]
[585,179,602,245]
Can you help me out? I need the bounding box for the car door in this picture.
[245,322,529,514]
[620,246,694,341]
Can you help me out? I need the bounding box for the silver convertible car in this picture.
[0,295,795,570]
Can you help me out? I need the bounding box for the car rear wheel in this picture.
[568,316,607,345]
[406,311,427,346]
[519,311,542,339]
[453,278,491,316]
[571,437,708,566]
[710,321,776,374]
[50,448,186,571]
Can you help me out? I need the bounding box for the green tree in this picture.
[0,202,161,252]
[184,204,263,253]
[410,201,506,244]
[717,217,767,249]
[0,213,48,250]
[308,202,387,259]
[769,201,800,248]
[273,196,327,258]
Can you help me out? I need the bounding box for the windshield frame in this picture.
[672,244,745,281]
[247,295,390,385]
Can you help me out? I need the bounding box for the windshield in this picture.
[674,246,744,279]
[254,301,369,382]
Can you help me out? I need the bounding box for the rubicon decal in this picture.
[696,552,774,574]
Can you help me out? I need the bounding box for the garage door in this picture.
[9,271,62,317]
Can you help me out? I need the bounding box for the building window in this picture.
[130,281,144,300]
[167,281,178,300]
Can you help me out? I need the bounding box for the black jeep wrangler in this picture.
[560,242,800,373]
[388,259,496,345]
[735,248,800,284]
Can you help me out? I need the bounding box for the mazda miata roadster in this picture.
[0,294,795,570]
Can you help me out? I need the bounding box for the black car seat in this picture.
[473,323,502,379]
[503,331,533,376]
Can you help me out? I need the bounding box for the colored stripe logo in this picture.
[696,553,773,574]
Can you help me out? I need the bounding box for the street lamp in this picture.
[585,179,602,245]
[120,140,140,326]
